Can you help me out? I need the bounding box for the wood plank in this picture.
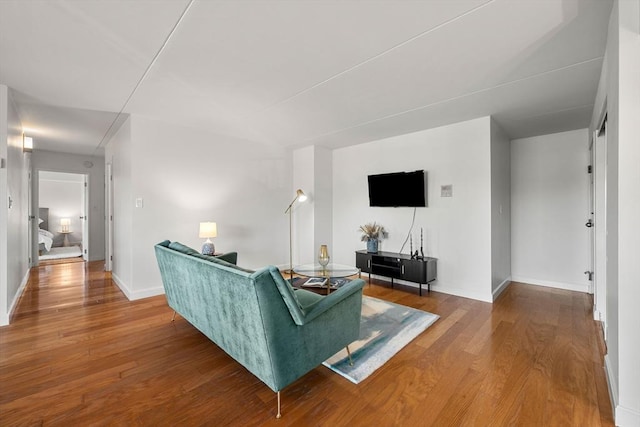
[0,261,615,425]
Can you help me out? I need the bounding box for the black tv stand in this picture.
[355,250,437,296]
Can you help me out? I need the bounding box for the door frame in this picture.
[593,116,608,336]
[105,162,113,271]
[35,169,89,264]
[82,174,89,261]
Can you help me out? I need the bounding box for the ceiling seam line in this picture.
[508,103,595,121]
[92,0,195,156]
[302,57,603,144]
[306,102,596,147]
[243,0,496,117]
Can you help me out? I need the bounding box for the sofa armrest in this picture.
[301,279,365,323]
[267,267,364,326]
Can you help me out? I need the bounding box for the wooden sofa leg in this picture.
[171,311,177,322]
[346,345,354,366]
[276,391,282,418]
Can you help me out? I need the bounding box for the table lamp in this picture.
[199,222,217,255]
[60,218,70,233]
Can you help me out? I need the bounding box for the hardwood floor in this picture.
[0,261,614,426]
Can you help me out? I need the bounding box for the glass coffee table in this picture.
[293,263,361,295]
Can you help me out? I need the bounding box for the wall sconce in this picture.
[23,135,33,153]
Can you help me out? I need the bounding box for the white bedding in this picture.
[39,229,54,252]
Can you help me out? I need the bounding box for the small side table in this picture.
[60,231,71,247]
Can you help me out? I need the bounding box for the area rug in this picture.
[39,246,83,261]
[323,296,439,384]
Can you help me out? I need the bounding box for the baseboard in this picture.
[492,278,511,301]
[616,405,640,427]
[1,269,31,326]
[439,284,493,303]
[111,273,164,301]
[111,272,130,299]
[367,274,493,303]
[129,286,165,300]
[511,276,589,293]
[607,353,640,425]
[604,355,619,422]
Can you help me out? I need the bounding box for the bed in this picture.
[38,207,53,253]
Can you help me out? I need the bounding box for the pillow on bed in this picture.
[39,229,54,239]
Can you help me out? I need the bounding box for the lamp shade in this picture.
[199,222,217,238]
[296,189,307,202]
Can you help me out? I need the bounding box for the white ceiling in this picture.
[0,0,612,156]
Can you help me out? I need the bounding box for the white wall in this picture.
[0,85,30,326]
[332,117,495,302]
[106,115,291,299]
[39,173,84,247]
[490,119,511,298]
[615,0,640,422]
[313,146,333,259]
[292,145,333,266]
[594,1,640,424]
[106,118,133,294]
[511,129,590,292]
[31,150,105,262]
[602,1,622,410]
[292,146,315,267]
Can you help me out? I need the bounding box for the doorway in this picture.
[37,171,89,264]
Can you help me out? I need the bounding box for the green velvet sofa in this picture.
[154,241,365,418]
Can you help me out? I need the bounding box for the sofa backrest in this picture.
[154,241,304,391]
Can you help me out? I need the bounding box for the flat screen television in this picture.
[368,170,427,207]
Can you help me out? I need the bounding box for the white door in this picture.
[82,175,89,261]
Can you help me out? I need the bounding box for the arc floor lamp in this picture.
[285,189,307,279]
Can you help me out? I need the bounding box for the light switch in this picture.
[441,185,453,197]
[135,197,144,208]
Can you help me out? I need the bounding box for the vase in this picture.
[318,244,330,267]
[367,239,378,253]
